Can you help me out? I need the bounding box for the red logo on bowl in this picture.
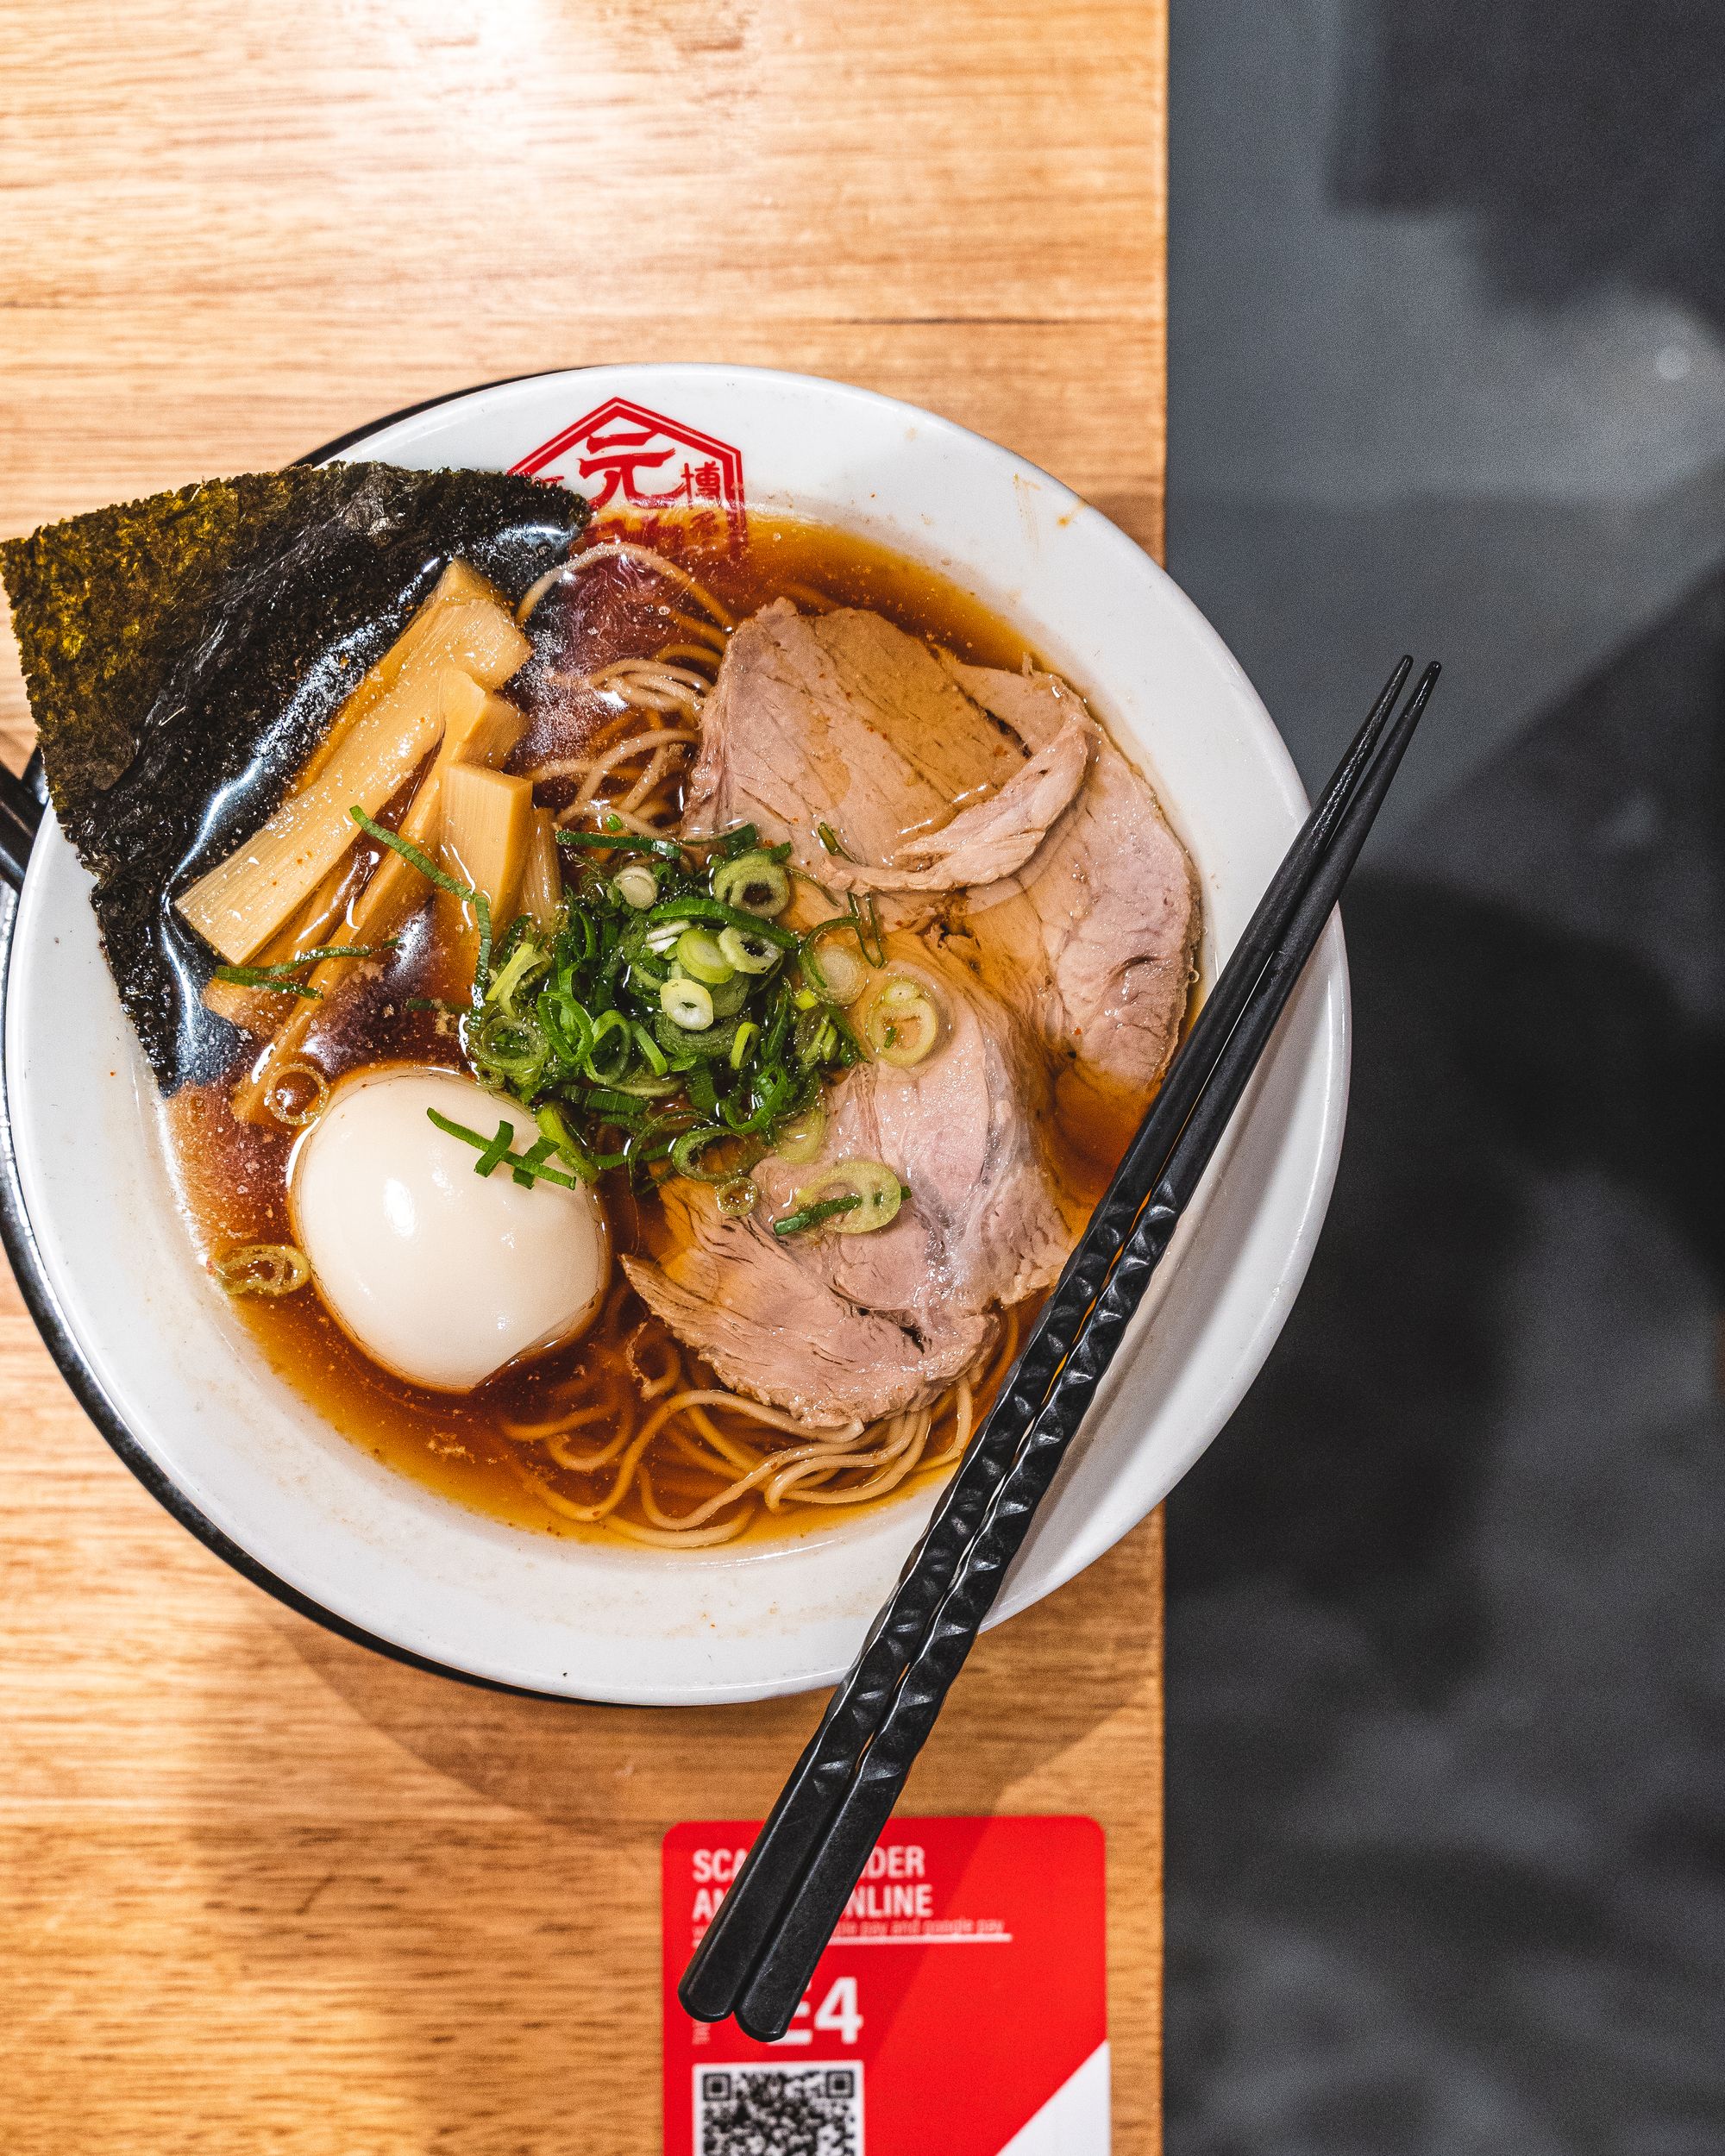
[510,398,746,554]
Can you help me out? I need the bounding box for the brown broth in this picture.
[157,513,1145,1548]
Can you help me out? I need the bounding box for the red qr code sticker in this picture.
[664,1817,1108,2156]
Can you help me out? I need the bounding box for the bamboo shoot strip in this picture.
[227,673,528,1119]
[202,845,366,1034]
[442,765,536,929]
[348,807,493,1001]
[177,595,527,965]
[176,692,446,962]
[433,667,529,773]
[295,564,525,788]
[211,939,398,1000]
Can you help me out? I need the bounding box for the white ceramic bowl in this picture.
[2,365,1348,1703]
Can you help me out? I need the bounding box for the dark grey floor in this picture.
[1164,5,1725,2148]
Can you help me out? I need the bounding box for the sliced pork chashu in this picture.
[938,656,1201,1131]
[623,944,1070,1426]
[682,598,1200,1129]
[681,599,1093,909]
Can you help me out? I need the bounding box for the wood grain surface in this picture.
[0,3,1167,2148]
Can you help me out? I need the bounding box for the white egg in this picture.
[289,1066,608,1393]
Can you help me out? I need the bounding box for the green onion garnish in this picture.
[511,1135,558,1188]
[646,893,799,950]
[212,938,398,998]
[556,829,687,862]
[773,1193,862,1236]
[349,805,492,1006]
[426,1108,586,1190]
[474,1119,516,1176]
[432,818,870,1196]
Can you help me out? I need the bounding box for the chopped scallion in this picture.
[773,1193,862,1236]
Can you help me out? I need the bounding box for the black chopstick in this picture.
[0,761,43,899]
[679,655,1428,2029]
[728,659,1439,2037]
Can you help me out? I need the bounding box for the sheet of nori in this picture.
[0,464,587,1088]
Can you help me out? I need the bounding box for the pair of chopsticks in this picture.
[0,759,43,897]
[681,655,1440,2041]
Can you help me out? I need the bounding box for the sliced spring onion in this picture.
[475,1119,517,1176]
[211,938,398,1000]
[770,1100,826,1165]
[712,823,768,859]
[214,1243,311,1296]
[661,977,715,1030]
[427,1107,586,1189]
[612,862,659,909]
[848,889,887,968]
[647,893,799,949]
[486,937,551,1021]
[538,987,594,1067]
[788,1158,906,1235]
[654,1011,741,1062]
[862,975,942,1067]
[214,970,322,1001]
[584,1007,636,1084]
[534,1102,599,1181]
[556,829,686,862]
[670,1125,760,1181]
[799,921,869,1005]
[717,1175,759,1218]
[706,971,752,1018]
[578,1084,654,1118]
[676,927,735,986]
[631,1021,670,1076]
[263,1060,330,1129]
[511,1135,558,1188]
[349,804,493,1005]
[470,1010,551,1093]
[711,849,792,918]
[773,1193,862,1237]
[718,922,779,975]
[827,1007,865,1066]
[608,1072,682,1099]
[437,819,858,1194]
[349,805,470,906]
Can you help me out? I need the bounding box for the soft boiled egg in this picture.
[289,1066,608,1393]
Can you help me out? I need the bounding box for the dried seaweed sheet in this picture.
[1,463,587,1087]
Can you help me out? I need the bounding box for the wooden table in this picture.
[0,5,1167,2147]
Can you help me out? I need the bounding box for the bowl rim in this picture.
[0,362,1348,1700]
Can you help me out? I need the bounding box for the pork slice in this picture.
[622,1186,992,1429]
[938,656,1201,1130]
[623,943,1069,1426]
[816,710,1093,894]
[682,599,1063,897]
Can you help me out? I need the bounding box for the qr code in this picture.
[693,2061,863,2155]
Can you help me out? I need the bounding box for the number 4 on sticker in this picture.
[769,1975,862,2048]
[813,1976,862,2046]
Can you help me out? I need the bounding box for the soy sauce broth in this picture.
[157,512,1140,1545]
